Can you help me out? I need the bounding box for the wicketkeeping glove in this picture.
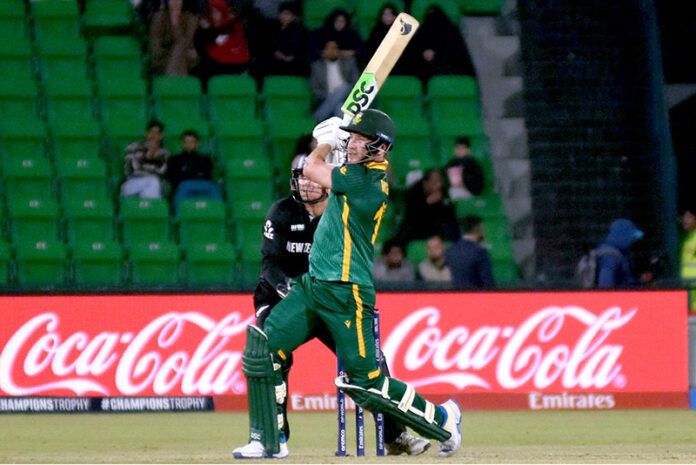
[312,117,348,150]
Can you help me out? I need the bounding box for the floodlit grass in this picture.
[1,410,696,463]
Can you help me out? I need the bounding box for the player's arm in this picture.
[304,117,346,189]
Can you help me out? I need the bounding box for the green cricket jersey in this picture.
[309,160,389,286]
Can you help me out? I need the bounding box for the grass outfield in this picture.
[2,410,696,463]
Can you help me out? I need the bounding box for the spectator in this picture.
[418,235,452,282]
[310,40,360,121]
[412,6,474,82]
[308,8,365,64]
[149,0,199,76]
[253,0,289,20]
[165,130,222,209]
[445,136,485,200]
[121,120,170,199]
[193,0,250,87]
[365,3,416,76]
[445,215,495,289]
[395,168,460,245]
[595,218,643,288]
[373,239,415,282]
[260,2,309,77]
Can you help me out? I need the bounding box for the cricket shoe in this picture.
[232,440,289,459]
[386,431,431,456]
[437,399,462,457]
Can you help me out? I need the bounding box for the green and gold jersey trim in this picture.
[352,284,366,358]
[366,160,388,171]
[341,196,352,281]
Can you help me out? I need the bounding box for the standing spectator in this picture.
[365,3,416,76]
[395,168,460,245]
[412,6,474,82]
[418,235,452,282]
[149,0,199,76]
[260,2,309,77]
[308,9,366,64]
[595,218,643,288]
[446,215,495,289]
[310,40,360,121]
[165,130,222,209]
[121,120,170,199]
[193,0,250,87]
[444,136,485,200]
[373,239,415,282]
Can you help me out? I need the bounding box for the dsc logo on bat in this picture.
[342,73,378,116]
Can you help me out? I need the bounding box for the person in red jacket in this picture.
[193,0,250,87]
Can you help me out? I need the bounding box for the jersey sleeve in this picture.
[260,202,290,289]
[331,164,373,196]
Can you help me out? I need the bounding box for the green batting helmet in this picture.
[340,109,396,149]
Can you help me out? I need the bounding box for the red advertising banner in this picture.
[0,291,689,411]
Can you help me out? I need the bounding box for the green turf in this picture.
[1,410,696,463]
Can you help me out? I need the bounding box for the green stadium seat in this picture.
[386,117,434,187]
[72,239,124,287]
[184,241,237,286]
[262,76,313,123]
[2,155,53,200]
[162,118,211,154]
[410,0,461,24]
[208,75,258,123]
[56,157,108,205]
[428,75,483,139]
[36,36,89,82]
[44,76,96,126]
[128,240,180,286]
[267,117,315,175]
[0,240,10,284]
[406,240,428,266]
[83,0,133,35]
[0,35,33,79]
[302,0,352,29]
[176,198,227,246]
[225,154,273,181]
[215,118,265,160]
[15,238,67,287]
[355,0,405,38]
[233,198,271,281]
[7,197,60,245]
[239,256,262,286]
[0,0,26,38]
[51,117,101,162]
[228,179,274,204]
[454,0,505,15]
[119,197,171,246]
[0,79,40,125]
[375,76,423,121]
[31,0,81,42]
[0,115,47,160]
[99,77,148,141]
[63,196,116,245]
[492,258,518,285]
[453,193,506,219]
[153,76,204,123]
[94,36,143,83]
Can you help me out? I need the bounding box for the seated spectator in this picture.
[395,168,460,245]
[308,8,365,64]
[418,235,452,282]
[412,6,474,82]
[121,120,170,199]
[445,136,485,199]
[373,239,415,282]
[193,0,250,87]
[445,215,495,289]
[149,0,199,76]
[365,3,416,76]
[595,218,643,288]
[310,40,360,121]
[166,130,222,209]
[260,2,309,77]
[253,0,289,20]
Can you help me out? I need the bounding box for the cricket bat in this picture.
[340,12,420,125]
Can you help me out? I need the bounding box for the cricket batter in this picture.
[233,110,462,459]
[251,155,431,456]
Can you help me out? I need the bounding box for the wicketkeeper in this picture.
[233,110,462,459]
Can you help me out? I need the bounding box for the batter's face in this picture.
[296,175,326,202]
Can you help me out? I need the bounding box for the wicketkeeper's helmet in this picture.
[340,109,395,155]
[291,154,327,204]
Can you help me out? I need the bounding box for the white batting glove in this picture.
[312,117,347,150]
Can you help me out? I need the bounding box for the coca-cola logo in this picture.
[382,306,636,390]
[0,312,254,396]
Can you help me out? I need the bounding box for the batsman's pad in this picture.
[242,325,282,455]
[335,376,450,442]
